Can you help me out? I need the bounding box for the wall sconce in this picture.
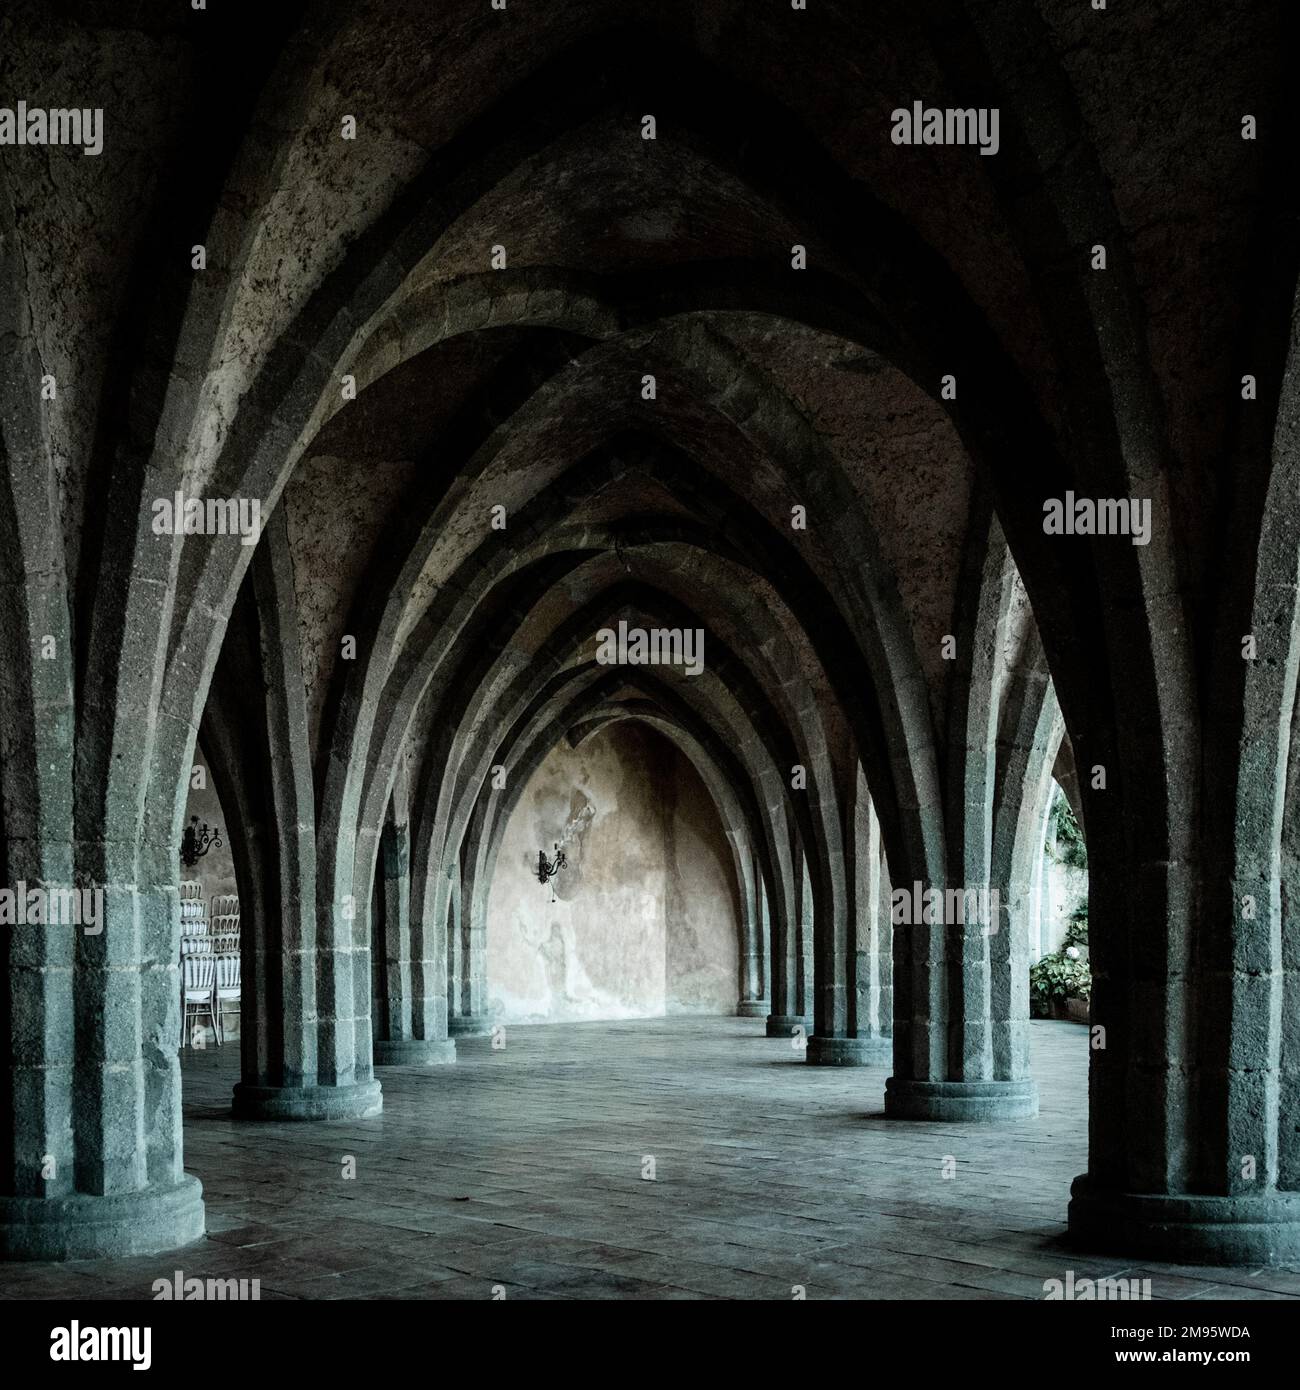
[180,815,222,868]
[536,843,567,901]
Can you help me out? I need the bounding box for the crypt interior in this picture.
[1,0,1300,1301]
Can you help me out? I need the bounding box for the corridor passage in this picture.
[5,1021,1295,1302]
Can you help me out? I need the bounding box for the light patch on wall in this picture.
[183,747,238,905]
[486,723,739,1024]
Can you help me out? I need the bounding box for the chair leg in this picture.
[211,994,221,1047]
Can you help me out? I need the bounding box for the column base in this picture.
[807,1035,891,1066]
[231,1079,383,1121]
[885,1076,1038,1120]
[1068,1176,1300,1265]
[447,1014,492,1038]
[0,1175,205,1262]
[766,1014,811,1037]
[374,1038,457,1066]
[736,999,771,1018]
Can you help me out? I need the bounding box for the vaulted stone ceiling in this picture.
[2,0,1298,1269]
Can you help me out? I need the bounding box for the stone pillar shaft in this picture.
[808,774,890,1066]
[765,831,809,1036]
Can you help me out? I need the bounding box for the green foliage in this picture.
[1064,900,1088,948]
[1049,787,1088,869]
[1029,948,1091,1016]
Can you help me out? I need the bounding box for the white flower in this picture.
[1065,946,1080,960]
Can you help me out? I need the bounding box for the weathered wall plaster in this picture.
[486,722,740,1024]
[181,747,239,908]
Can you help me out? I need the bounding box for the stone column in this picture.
[227,741,321,1108]
[765,828,811,1035]
[808,771,891,1065]
[758,861,771,1005]
[988,662,1060,1089]
[373,817,408,1054]
[1066,701,1300,1262]
[885,581,1038,1121]
[1065,857,1300,1263]
[230,520,381,1121]
[446,856,491,1038]
[0,434,204,1255]
[372,814,454,1065]
[853,793,892,1053]
[734,839,770,1017]
[872,833,894,1045]
[885,878,1038,1119]
[0,848,205,1259]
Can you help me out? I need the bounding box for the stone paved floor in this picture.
[4,1017,1299,1300]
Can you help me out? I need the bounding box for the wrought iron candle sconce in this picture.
[180,815,222,868]
[536,843,567,901]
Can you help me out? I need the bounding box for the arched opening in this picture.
[485,722,742,1026]
[1029,782,1090,1024]
[176,745,241,1052]
[3,3,1296,1296]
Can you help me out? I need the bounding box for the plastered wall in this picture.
[181,747,239,907]
[486,722,740,1024]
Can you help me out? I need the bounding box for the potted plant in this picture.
[1030,905,1090,1022]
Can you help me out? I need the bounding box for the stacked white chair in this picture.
[181,953,217,1048]
[209,913,240,954]
[177,886,240,1046]
[179,881,218,1044]
[180,884,208,947]
[214,952,241,1045]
